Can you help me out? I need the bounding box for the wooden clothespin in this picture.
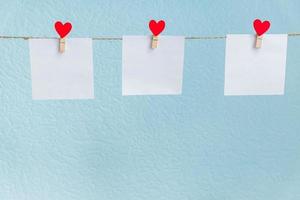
[59,38,66,53]
[151,35,159,49]
[255,35,263,48]
[253,19,271,48]
[54,21,73,53]
[149,20,166,49]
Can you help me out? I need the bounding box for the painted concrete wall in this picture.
[0,0,300,199]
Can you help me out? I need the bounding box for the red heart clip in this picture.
[149,20,165,36]
[54,21,72,38]
[253,19,271,36]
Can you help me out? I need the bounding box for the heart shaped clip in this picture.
[253,19,271,48]
[149,20,165,49]
[54,21,72,53]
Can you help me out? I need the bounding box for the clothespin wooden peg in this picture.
[253,19,271,49]
[151,35,159,48]
[255,35,263,48]
[54,21,73,53]
[59,38,66,53]
[149,19,166,49]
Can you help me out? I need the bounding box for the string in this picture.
[0,33,299,40]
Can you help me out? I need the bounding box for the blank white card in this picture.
[122,36,185,95]
[224,34,288,96]
[29,38,94,100]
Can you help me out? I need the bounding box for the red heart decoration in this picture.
[54,21,72,38]
[253,19,271,36]
[149,20,165,36]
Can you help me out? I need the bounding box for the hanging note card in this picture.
[224,34,288,96]
[29,38,94,100]
[122,36,185,95]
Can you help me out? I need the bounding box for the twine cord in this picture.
[0,33,299,40]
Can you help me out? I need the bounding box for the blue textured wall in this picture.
[1,1,300,200]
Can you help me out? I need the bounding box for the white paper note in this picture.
[122,36,185,95]
[29,38,94,100]
[224,34,288,96]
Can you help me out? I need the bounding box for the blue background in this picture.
[1,0,300,199]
